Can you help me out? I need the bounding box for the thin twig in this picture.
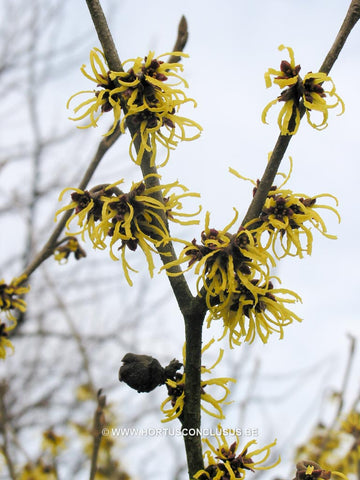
[333,334,356,423]
[315,335,356,460]
[42,268,97,396]
[168,16,188,64]
[320,0,360,74]
[242,0,360,226]
[20,127,122,280]
[0,383,17,480]
[241,134,292,226]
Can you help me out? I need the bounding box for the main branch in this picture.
[84,1,204,476]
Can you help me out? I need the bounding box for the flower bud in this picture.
[119,353,165,393]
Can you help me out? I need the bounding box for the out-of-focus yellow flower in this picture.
[0,323,14,359]
[295,413,359,477]
[42,429,66,457]
[295,425,342,468]
[194,425,280,480]
[75,383,96,402]
[262,45,344,135]
[161,339,235,422]
[18,460,57,480]
[54,237,86,264]
[0,275,29,324]
[341,410,360,438]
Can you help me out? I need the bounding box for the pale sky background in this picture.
[1,1,360,479]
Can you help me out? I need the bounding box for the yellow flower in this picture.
[68,49,202,165]
[262,45,344,135]
[161,339,235,423]
[18,460,57,480]
[330,410,360,475]
[162,181,202,226]
[42,429,66,457]
[295,425,342,466]
[302,73,344,131]
[113,51,202,166]
[208,277,302,347]
[264,45,300,89]
[164,180,303,346]
[232,158,340,259]
[55,182,122,241]
[257,190,340,259]
[194,425,280,480]
[0,275,30,324]
[164,210,275,311]
[341,410,360,437]
[295,409,360,477]
[54,237,86,264]
[67,48,126,135]
[75,383,96,402]
[56,176,200,285]
[0,322,14,359]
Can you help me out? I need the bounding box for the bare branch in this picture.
[89,390,106,480]
[242,0,360,226]
[0,383,17,480]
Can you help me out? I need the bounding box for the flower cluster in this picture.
[166,210,274,301]
[208,278,302,347]
[161,340,235,422]
[194,426,280,480]
[336,411,360,476]
[54,237,87,264]
[295,409,360,478]
[165,210,301,347]
[19,460,57,480]
[56,176,200,285]
[233,159,341,259]
[68,48,202,166]
[257,191,339,259]
[341,410,360,438]
[262,45,344,135]
[295,425,342,468]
